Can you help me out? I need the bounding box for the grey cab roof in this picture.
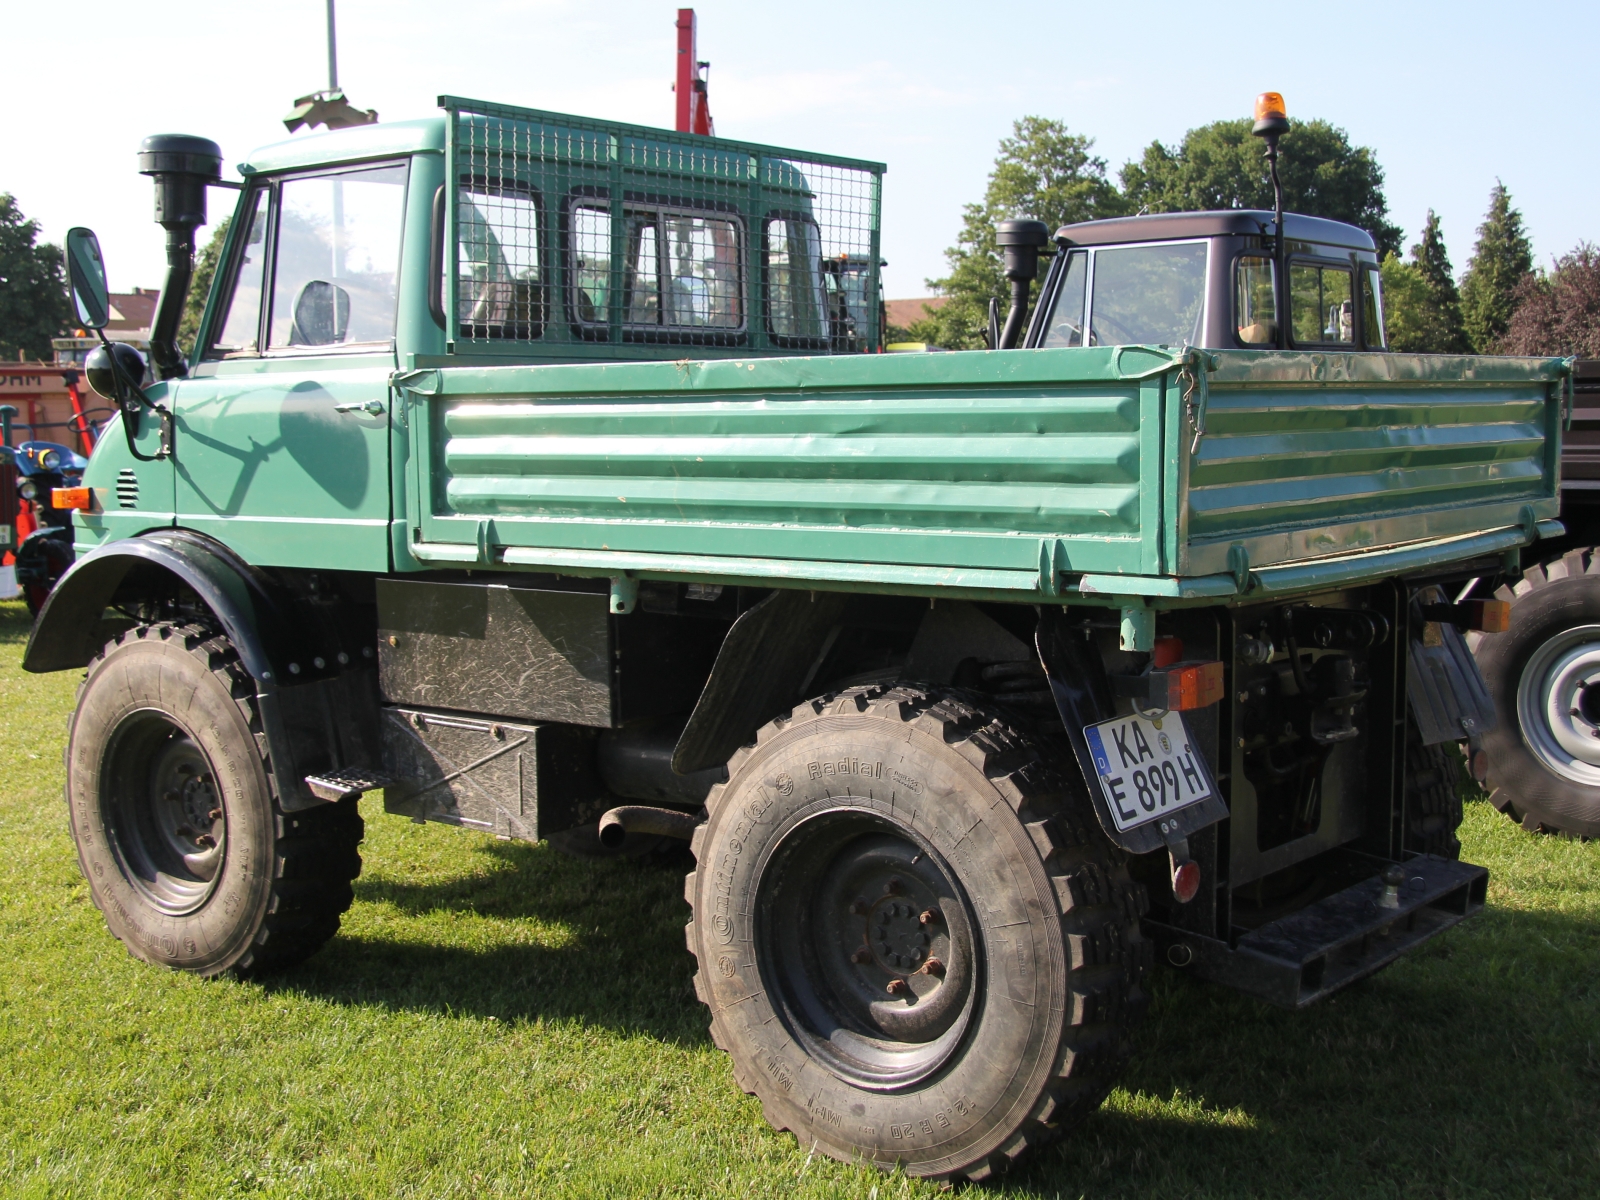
[1055,210,1377,252]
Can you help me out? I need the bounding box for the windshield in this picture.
[1087,242,1207,347]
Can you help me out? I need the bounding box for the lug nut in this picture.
[849,897,870,916]
[850,946,872,964]
[884,877,903,895]
[886,979,908,996]
[919,908,942,926]
[916,957,945,976]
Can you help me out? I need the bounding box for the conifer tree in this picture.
[1460,182,1533,352]
[1407,210,1471,353]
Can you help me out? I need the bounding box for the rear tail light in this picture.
[1172,859,1202,904]
[51,487,93,511]
[1110,660,1226,711]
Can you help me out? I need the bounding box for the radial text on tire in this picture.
[1474,548,1600,838]
[684,685,1150,1182]
[66,623,364,976]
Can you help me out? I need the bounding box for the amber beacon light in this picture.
[1252,91,1289,137]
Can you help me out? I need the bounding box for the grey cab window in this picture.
[571,201,743,333]
[1289,261,1354,346]
[459,181,544,340]
[266,162,409,351]
[1362,266,1386,349]
[1235,255,1277,346]
[1042,242,1206,348]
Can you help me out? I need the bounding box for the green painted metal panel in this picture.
[398,346,1565,603]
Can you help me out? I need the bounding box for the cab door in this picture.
[172,161,409,572]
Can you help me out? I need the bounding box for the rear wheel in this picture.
[67,623,364,976]
[1473,549,1600,837]
[684,685,1148,1181]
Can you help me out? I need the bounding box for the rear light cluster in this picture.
[1420,598,1511,634]
[1112,659,1226,712]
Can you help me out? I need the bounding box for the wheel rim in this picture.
[103,711,228,915]
[755,811,980,1091]
[1517,623,1600,785]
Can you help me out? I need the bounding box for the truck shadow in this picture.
[263,837,707,1046]
[265,831,1598,1195]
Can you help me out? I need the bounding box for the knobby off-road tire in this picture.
[684,685,1150,1182]
[66,623,364,976]
[1404,719,1465,860]
[1473,548,1600,838]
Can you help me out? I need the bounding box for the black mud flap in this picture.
[1036,607,1229,856]
[1145,855,1488,1008]
[1407,588,1497,746]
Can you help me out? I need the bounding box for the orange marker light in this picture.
[1254,91,1287,122]
[1172,661,1226,711]
[52,487,93,512]
[1465,598,1512,633]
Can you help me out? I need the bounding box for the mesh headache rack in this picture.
[440,95,885,361]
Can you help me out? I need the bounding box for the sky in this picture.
[4,0,1595,301]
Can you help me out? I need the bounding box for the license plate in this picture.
[1083,711,1215,833]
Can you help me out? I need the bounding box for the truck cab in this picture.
[1025,210,1385,354]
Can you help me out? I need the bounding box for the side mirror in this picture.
[65,228,111,330]
[290,279,351,346]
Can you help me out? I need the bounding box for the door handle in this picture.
[334,400,386,416]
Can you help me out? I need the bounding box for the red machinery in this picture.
[675,8,713,135]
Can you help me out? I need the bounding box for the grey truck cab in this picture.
[1025,210,1384,353]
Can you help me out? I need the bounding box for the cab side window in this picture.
[1289,263,1354,346]
[1040,251,1087,348]
[1235,255,1277,346]
[267,162,409,350]
[206,188,272,358]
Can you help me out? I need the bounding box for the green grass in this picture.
[0,595,1596,1199]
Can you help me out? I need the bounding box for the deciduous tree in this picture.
[1120,118,1402,258]
[0,193,70,361]
[1500,244,1600,358]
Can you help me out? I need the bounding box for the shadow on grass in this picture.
[0,599,36,646]
[266,837,708,1045]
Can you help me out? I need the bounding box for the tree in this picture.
[177,218,231,354]
[0,193,71,361]
[1381,211,1471,353]
[1499,243,1600,358]
[1459,181,1533,353]
[918,117,1130,349]
[1120,118,1403,258]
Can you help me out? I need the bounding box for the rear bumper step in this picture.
[1146,855,1488,1008]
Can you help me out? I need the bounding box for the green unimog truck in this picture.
[33,96,1569,1181]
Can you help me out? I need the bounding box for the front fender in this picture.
[24,528,295,682]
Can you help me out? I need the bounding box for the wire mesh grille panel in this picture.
[441,96,883,357]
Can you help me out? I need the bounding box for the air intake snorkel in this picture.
[138,134,224,380]
[996,219,1050,349]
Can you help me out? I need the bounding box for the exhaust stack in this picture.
[996,219,1049,349]
[138,134,222,380]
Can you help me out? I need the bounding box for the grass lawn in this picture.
[0,595,1596,1198]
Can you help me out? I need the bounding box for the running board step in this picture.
[303,767,395,803]
[1145,854,1488,1008]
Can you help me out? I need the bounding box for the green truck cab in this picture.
[32,97,1572,1182]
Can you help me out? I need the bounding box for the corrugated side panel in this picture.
[1183,359,1557,575]
[427,380,1150,577]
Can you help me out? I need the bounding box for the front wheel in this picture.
[685,686,1149,1182]
[67,623,364,976]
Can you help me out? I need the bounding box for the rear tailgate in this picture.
[1180,352,1567,578]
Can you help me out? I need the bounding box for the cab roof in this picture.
[239,118,445,176]
[1056,210,1377,252]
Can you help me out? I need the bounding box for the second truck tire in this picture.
[1474,548,1600,838]
[684,684,1149,1181]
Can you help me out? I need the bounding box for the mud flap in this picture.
[1036,607,1229,855]
[1407,588,1497,747]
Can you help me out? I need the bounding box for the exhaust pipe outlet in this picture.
[138,134,223,380]
[598,805,701,849]
[996,219,1049,349]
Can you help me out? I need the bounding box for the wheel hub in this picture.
[1519,624,1600,784]
[757,814,980,1090]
